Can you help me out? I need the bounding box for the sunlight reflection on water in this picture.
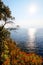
[27,28,36,50]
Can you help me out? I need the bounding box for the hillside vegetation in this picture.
[1,38,43,65]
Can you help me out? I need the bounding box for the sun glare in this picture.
[28,4,37,15]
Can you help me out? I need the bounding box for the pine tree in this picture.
[0,0,13,64]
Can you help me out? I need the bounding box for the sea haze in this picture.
[10,28,43,56]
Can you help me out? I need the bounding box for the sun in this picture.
[28,4,37,15]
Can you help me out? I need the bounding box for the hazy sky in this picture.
[2,0,43,28]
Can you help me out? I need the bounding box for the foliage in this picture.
[0,1,14,64]
[0,27,10,40]
[0,1,18,65]
[1,39,43,65]
[0,0,15,31]
[0,0,11,21]
[0,27,10,65]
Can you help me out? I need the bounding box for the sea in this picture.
[9,28,43,56]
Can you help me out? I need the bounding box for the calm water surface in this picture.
[10,28,43,56]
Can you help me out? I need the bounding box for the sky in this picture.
[2,0,43,28]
